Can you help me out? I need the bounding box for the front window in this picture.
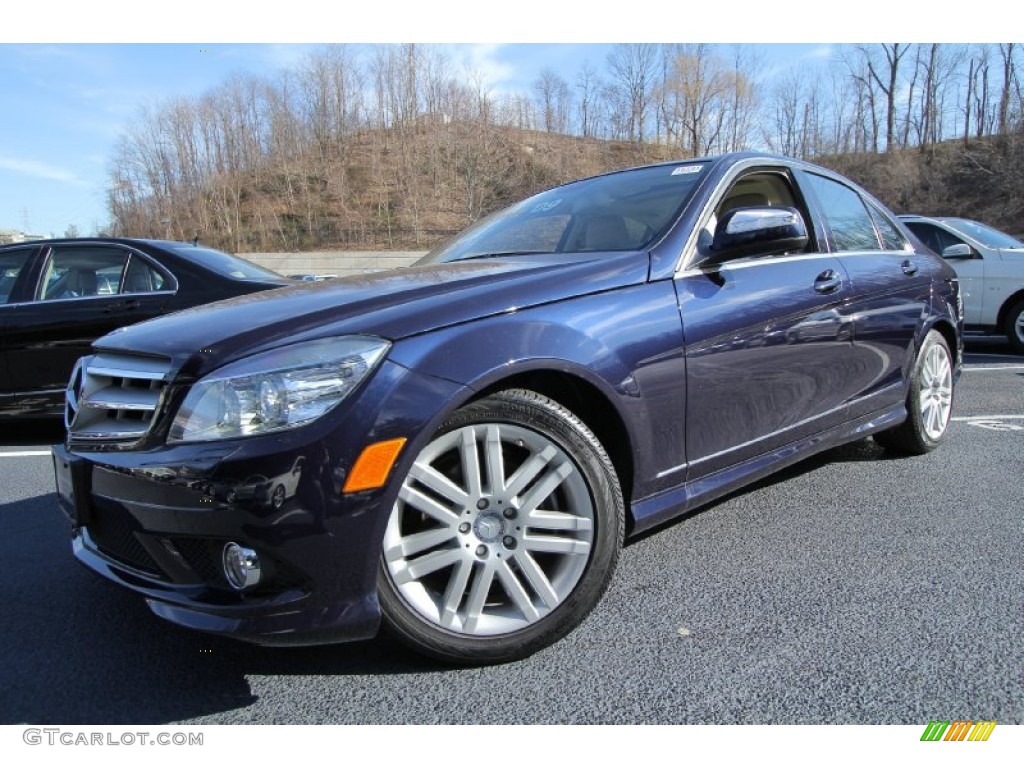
[419,162,709,265]
[943,219,1024,250]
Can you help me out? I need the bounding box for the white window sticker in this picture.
[671,165,703,176]
[530,199,562,213]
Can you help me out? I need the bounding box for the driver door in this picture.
[676,167,859,480]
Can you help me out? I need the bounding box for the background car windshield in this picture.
[945,218,1024,249]
[419,162,709,264]
[163,244,284,280]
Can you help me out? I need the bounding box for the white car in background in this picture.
[900,215,1024,353]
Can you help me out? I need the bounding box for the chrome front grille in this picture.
[66,352,173,445]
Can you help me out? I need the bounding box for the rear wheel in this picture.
[874,330,954,454]
[378,389,623,665]
[1004,298,1024,354]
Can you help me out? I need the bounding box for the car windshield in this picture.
[944,218,1024,249]
[162,244,284,280]
[418,162,709,265]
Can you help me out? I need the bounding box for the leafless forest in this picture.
[107,43,1024,252]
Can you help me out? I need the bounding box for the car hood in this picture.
[95,252,650,378]
[998,248,1024,259]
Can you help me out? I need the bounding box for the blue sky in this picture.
[0,3,996,238]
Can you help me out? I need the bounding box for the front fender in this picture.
[387,281,688,500]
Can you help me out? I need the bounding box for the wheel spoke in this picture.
[918,390,932,413]
[398,485,461,526]
[391,547,462,585]
[407,462,470,509]
[496,561,541,622]
[462,560,497,633]
[513,551,560,608]
[504,445,557,499]
[459,427,483,498]
[484,425,506,495]
[523,533,591,555]
[384,527,457,561]
[526,509,594,532]
[517,461,574,516]
[440,557,474,629]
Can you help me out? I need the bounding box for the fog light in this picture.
[222,542,261,591]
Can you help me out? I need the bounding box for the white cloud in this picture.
[447,44,516,91]
[0,156,89,186]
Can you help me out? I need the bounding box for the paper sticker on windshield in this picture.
[530,198,562,212]
[671,165,703,176]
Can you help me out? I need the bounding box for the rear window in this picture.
[162,244,282,281]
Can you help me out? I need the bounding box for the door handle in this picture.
[103,298,142,314]
[813,269,842,294]
[901,259,919,276]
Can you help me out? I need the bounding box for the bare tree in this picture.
[533,68,571,133]
[858,43,912,152]
[606,43,658,143]
[997,43,1019,134]
[575,61,603,138]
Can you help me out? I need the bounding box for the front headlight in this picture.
[168,336,390,443]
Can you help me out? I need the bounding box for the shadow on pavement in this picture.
[0,492,442,725]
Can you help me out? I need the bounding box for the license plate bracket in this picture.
[52,445,92,527]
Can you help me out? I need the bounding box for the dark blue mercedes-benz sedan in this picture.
[53,153,962,664]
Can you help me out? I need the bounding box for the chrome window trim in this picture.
[29,243,179,305]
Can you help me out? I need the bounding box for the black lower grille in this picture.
[88,505,160,575]
[172,538,226,586]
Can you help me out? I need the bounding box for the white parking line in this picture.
[964,365,1024,371]
[951,415,1024,421]
[0,450,51,458]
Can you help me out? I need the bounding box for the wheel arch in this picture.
[926,317,961,369]
[996,288,1024,332]
[471,369,637,526]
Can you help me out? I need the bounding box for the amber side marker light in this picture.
[343,438,408,493]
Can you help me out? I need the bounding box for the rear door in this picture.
[798,172,931,421]
[4,243,173,399]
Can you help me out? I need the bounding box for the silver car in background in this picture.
[900,215,1024,353]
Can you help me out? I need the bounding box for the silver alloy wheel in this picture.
[1015,310,1024,345]
[382,422,595,637]
[919,341,953,440]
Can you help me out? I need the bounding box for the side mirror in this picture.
[941,243,975,259]
[707,207,809,264]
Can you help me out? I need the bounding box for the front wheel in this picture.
[378,389,624,665]
[1004,298,1024,354]
[874,330,954,454]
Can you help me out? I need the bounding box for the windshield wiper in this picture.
[456,250,551,261]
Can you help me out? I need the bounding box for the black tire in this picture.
[874,330,954,455]
[1004,298,1024,355]
[378,389,624,665]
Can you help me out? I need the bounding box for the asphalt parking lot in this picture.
[0,341,1021,725]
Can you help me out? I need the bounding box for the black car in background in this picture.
[0,238,290,419]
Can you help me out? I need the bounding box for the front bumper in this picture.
[53,360,465,646]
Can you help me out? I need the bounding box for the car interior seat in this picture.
[65,269,98,297]
[582,215,630,251]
